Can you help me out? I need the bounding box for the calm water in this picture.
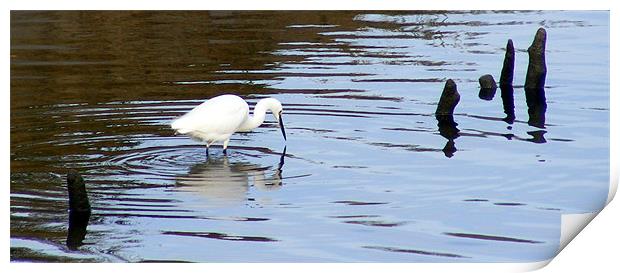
[10,11,609,262]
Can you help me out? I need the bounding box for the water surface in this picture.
[10,10,610,262]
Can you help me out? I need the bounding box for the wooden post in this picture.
[525,28,547,90]
[66,171,91,249]
[435,79,460,116]
[500,39,515,86]
[435,80,460,158]
[524,28,548,128]
[67,171,91,213]
[478,74,497,100]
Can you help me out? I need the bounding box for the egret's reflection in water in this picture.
[175,148,285,206]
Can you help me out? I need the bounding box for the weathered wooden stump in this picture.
[478,74,497,101]
[523,28,548,128]
[500,39,515,86]
[67,171,91,213]
[479,74,497,89]
[435,79,460,158]
[435,79,460,116]
[66,171,91,249]
[525,28,547,90]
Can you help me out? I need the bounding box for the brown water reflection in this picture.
[11,11,450,171]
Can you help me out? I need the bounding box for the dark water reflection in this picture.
[500,85,516,123]
[66,210,90,250]
[436,115,460,158]
[10,11,609,262]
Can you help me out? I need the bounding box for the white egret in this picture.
[171,94,286,155]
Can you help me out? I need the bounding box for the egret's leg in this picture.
[205,144,210,158]
[223,139,230,155]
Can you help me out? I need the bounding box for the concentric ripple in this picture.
[106,145,210,181]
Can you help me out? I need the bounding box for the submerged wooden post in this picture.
[435,79,460,158]
[499,39,516,123]
[479,74,497,90]
[66,171,91,250]
[67,171,91,213]
[525,28,547,90]
[435,79,460,117]
[500,39,515,86]
[478,74,497,100]
[524,28,548,128]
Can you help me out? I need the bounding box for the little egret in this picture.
[171,94,286,155]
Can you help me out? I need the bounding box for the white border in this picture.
[4,1,617,272]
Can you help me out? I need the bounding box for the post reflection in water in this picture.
[500,85,516,124]
[527,130,547,144]
[525,87,547,129]
[525,87,547,143]
[66,211,90,250]
[436,115,460,158]
[175,148,286,206]
[478,87,497,101]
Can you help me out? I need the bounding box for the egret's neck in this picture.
[239,100,270,131]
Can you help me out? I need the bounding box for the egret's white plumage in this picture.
[171,94,286,154]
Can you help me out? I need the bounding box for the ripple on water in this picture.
[162,231,278,242]
[362,246,470,259]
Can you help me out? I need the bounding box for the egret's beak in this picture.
[278,113,287,141]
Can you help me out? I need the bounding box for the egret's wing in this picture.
[171,95,249,135]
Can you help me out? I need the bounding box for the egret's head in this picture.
[262,98,286,141]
